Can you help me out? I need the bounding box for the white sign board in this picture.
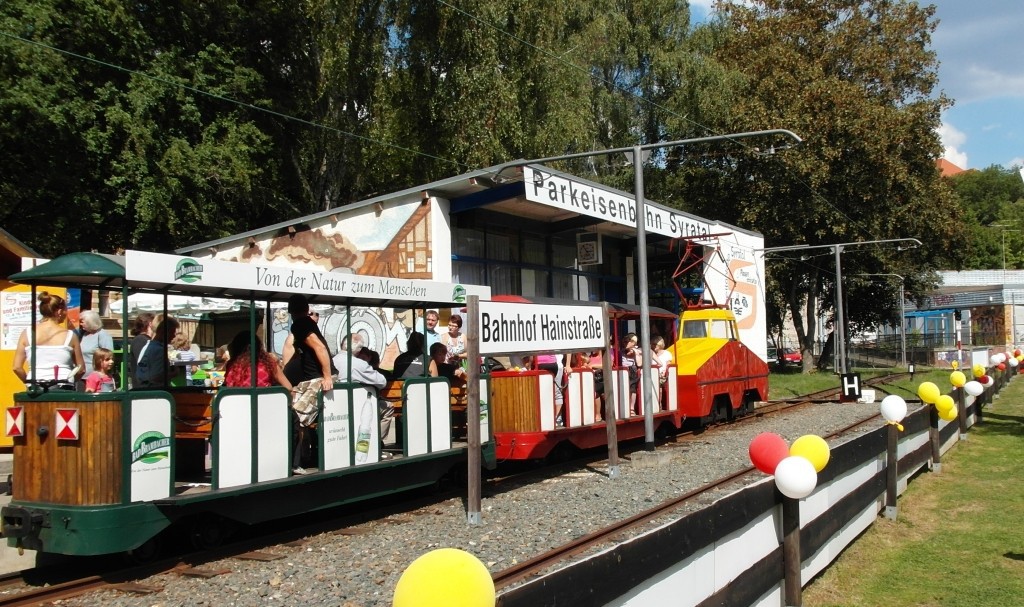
[477,301,605,355]
[523,165,717,240]
[125,250,490,304]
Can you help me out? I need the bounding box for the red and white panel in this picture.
[5,407,24,437]
[55,409,79,440]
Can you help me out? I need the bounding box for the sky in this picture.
[689,1,1024,172]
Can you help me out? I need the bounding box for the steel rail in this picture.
[492,404,883,591]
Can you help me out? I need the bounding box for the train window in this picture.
[682,320,707,338]
[710,319,734,339]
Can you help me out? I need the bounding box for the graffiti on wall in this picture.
[972,305,1006,343]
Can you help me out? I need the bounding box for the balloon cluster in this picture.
[990,350,1024,373]
[749,433,830,499]
[917,381,958,422]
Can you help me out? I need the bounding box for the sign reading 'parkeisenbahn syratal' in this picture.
[477,301,605,355]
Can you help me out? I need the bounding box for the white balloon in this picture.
[879,395,908,423]
[964,381,984,396]
[1009,357,1019,368]
[990,354,1001,365]
[997,353,1007,364]
[774,456,818,499]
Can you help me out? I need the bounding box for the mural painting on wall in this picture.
[217,201,434,369]
[971,305,1006,344]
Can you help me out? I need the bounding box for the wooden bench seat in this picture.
[173,392,214,439]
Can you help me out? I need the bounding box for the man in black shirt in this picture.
[284,294,336,474]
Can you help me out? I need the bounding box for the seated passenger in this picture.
[428,342,467,386]
[393,331,426,378]
[223,331,292,389]
[333,335,394,450]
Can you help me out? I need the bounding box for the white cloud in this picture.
[938,122,969,169]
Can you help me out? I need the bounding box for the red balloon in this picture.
[998,363,1007,371]
[749,432,789,475]
[1015,349,1022,357]
[981,375,992,385]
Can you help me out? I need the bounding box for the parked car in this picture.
[767,347,779,365]
[782,347,802,365]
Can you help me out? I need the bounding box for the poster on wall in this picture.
[1,292,33,350]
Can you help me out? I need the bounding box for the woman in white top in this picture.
[12,292,85,385]
[440,314,467,366]
[652,336,674,379]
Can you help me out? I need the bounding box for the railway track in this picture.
[492,406,883,591]
[0,383,892,606]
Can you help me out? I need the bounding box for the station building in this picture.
[176,164,770,367]
[896,270,1024,366]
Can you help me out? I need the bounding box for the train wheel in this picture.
[124,536,162,564]
[189,515,230,551]
[546,442,580,464]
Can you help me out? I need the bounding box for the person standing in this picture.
[424,310,443,349]
[283,294,336,475]
[440,314,467,366]
[620,333,642,415]
[78,309,114,390]
[12,292,85,386]
[128,312,155,389]
[135,316,179,389]
[84,347,117,393]
[79,310,113,376]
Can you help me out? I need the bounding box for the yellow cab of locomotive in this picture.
[672,307,768,423]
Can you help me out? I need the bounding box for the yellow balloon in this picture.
[790,434,830,473]
[938,404,958,422]
[394,548,495,607]
[951,360,959,370]
[949,371,966,388]
[917,382,940,404]
[973,364,985,378]
[935,394,955,414]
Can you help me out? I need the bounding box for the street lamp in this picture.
[990,223,1019,271]
[856,273,906,368]
[762,238,921,375]
[495,129,803,449]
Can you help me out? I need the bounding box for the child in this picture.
[85,347,116,393]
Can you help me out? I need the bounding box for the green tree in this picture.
[673,0,965,371]
[0,0,291,255]
[948,165,1024,269]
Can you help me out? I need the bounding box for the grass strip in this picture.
[802,374,1024,606]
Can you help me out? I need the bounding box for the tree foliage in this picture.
[948,166,1024,270]
[667,0,966,369]
[0,0,1004,372]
